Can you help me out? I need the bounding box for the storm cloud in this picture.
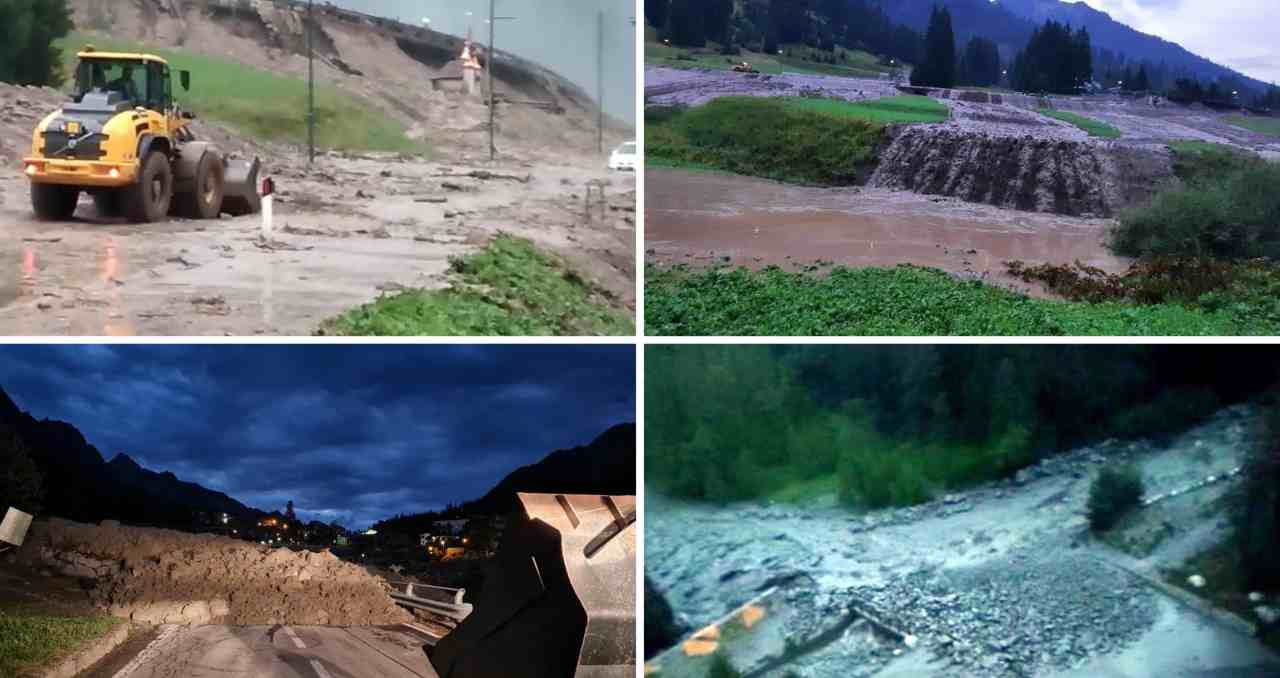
[1081,0,1280,84]
[0,345,634,530]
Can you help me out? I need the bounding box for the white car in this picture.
[608,141,637,171]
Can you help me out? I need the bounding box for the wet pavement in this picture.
[0,153,635,336]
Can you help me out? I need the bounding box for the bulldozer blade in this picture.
[427,493,636,678]
[220,156,261,216]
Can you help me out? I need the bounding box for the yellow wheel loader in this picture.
[22,47,260,223]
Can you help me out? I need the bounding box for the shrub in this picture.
[1111,162,1280,261]
[644,577,686,658]
[1088,464,1145,532]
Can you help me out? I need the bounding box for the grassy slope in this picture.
[1225,115,1280,137]
[647,96,945,184]
[1043,110,1122,138]
[57,33,427,154]
[645,265,1276,336]
[0,605,124,677]
[321,234,633,336]
[646,39,894,78]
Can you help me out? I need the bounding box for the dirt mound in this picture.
[869,126,1173,216]
[19,518,413,627]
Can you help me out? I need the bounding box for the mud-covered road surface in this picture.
[0,82,634,336]
[82,624,440,678]
[645,406,1280,678]
[645,168,1124,296]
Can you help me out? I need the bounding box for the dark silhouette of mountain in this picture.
[0,386,262,527]
[467,422,637,515]
[879,0,1269,94]
[373,423,636,534]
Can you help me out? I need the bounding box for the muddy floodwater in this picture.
[646,168,1129,296]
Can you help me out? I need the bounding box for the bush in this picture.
[1232,401,1280,588]
[708,652,741,678]
[1088,464,1145,532]
[1111,162,1280,261]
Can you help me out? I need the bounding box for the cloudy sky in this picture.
[333,0,636,122]
[1080,0,1279,84]
[0,345,634,530]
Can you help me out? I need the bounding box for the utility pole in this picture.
[597,10,604,154]
[307,0,315,164]
[488,0,496,161]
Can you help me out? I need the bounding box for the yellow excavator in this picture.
[22,46,260,223]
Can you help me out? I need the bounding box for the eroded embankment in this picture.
[18,519,413,626]
[869,127,1173,217]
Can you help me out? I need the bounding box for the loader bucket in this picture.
[427,493,636,678]
[220,156,261,216]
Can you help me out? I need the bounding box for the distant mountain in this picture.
[373,423,636,533]
[468,422,637,515]
[0,386,262,527]
[879,0,1270,94]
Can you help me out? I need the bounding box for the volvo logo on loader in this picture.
[22,46,262,223]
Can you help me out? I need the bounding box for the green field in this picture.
[57,33,427,154]
[785,95,949,124]
[321,235,633,336]
[646,96,945,185]
[1225,114,1280,137]
[0,605,124,678]
[1042,110,1122,138]
[646,38,895,78]
[645,264,1280,336]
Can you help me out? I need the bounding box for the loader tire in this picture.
[31,183,80,221]
[93,190,124,218]
[174,152,225,219]
[124,151,173,223]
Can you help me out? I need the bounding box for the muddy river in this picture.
[645,168,1128,297]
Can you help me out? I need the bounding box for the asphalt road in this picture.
[84,624,442,678]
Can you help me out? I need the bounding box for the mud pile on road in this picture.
[0,83,67,164]
[19,518,413,627]
[869,126,1172,217]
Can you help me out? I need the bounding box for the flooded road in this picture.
[645,168,1128,297]
[0,155,635,336]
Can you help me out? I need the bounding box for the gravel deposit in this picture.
[19,518,413,626]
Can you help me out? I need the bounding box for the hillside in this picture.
[374,422,636,533]
[881,0,1270,96]
[65,0,631,156]
[0,387,263,527]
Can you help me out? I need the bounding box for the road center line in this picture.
[310,659,335,678]
[284,625,307,649]
[113,625,181,678]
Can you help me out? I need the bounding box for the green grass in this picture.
[645,40,895,78]
[321,234,633,336]
[1166,140,1258,183]
[1042,110,1122,138]
[56,33,427,154]
[0,605,124,678]
[1225,114,1280,137]
[645,264,1280,336]
[646,96,919,185]
[784,95,949,124]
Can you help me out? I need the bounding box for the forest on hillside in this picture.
[646,346,1280,507]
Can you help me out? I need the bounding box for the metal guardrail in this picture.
[386,581,473,622]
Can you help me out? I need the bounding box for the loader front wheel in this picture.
[175,151,224,219]
[124,151,173,223]
[31,183,80,221]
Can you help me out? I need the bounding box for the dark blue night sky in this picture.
[0,345,634,529]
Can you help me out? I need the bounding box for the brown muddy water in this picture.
[646,168,1130,297]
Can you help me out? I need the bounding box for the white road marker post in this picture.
[260,176,276,240]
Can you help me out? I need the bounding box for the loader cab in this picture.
[72,52,175,113]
